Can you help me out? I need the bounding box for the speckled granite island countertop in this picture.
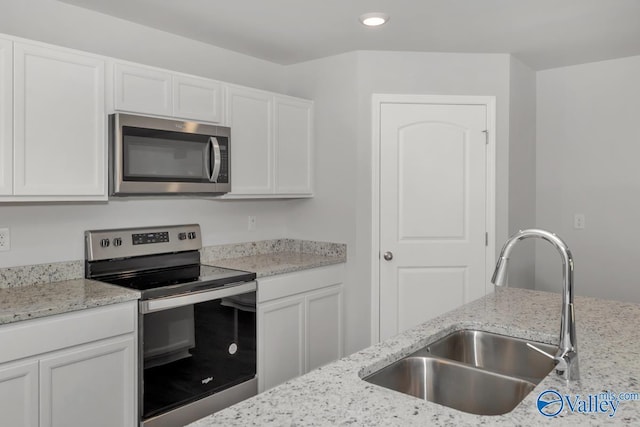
[0,279,140,325]
[189,287,640,426]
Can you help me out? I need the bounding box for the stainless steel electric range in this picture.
[85,224,257,427]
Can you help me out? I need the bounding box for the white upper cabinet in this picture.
[226,85,274,194]
[113,63,173,117]
[0,33,313,201]
[173,75,223,123]
[13,42,106,198]
[274,96,313,195]
[226,86,314,198]
[0,38,12,196]
[113,63,223,123]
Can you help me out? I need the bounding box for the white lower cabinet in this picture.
[0,360,38,426]
[257,265,344,392]
[306,286,343,371]
[258,295,305,391]
[0,302,137,427]
[39,336,135,427]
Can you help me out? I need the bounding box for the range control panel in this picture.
[132,231,170,245]
[86,224,201,261]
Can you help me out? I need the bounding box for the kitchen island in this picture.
[189,287,640,426]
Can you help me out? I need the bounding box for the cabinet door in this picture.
[306,285,343,371]
[274,96,313,195]
[257,295,304,392]
[39,335,136,427]
[0,39,11,195]
[13,43,105,197]
[226,86,274,194]
[114,63,172,116]
[173,75,222,123]
[0,360,38,427]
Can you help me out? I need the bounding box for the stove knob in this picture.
[178,232,187,240]
[188,231,197,240]
[113,237,122,247]
[100,238,110,248]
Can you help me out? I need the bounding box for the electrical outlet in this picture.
[573,214,585,230]
[248,216,257,231]
[0,227,10,251]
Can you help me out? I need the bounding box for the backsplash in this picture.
[0,261,83,289]
[0,239,346,288]
[200,238,346,262]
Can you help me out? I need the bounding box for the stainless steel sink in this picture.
[363,356,535,415]
[363,329,557,415]
[421,329,557,384]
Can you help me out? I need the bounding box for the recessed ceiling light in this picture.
[359,12,389,27]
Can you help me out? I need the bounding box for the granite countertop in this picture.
[201,238,346,278]
[190,287,640,426]
[0,238,345,325]
[0,279,140,325]
[207,252,345,278]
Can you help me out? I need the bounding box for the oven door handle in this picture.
[140,281,257,313]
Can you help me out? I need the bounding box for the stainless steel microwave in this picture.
[109,113,231,196]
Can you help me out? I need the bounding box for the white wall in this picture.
[506,57,537,288]
[284,52,360,353]
[0,199,291,268]
[0,0,285,92]
[286,51,512,354]
[536,55,640,302]
[0,0,297,268]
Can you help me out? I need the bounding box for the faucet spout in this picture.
[492,229,579,381]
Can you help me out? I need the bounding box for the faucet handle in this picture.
[526,343,568,372]
[526,342,554,359]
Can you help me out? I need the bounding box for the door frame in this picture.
[370,94,497,344]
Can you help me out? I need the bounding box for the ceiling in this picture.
[58,0,640,70]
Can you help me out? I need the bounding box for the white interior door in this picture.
[379,101,490,340]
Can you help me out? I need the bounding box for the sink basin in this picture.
[420,329,557,384]
[363,329,558,415]
[363,356,535,415]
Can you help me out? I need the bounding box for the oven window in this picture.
[141,293,256,419]
[122,126,211,182]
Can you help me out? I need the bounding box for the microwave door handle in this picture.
[210,137,221,183]
[204,138,212,180]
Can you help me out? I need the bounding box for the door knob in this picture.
[383,251,393,261]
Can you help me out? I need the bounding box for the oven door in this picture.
[110,113,230,195]
[139,281,256,426]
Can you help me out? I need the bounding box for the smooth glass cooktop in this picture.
[100,264,256,299]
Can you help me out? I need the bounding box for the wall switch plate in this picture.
[0,227,10,251]
[573,214,585,229]
[248,216,256,231]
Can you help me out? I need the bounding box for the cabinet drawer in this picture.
[257,264,344,303]
[0,302,136,364]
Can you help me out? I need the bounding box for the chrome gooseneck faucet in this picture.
[491,229,579,381]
